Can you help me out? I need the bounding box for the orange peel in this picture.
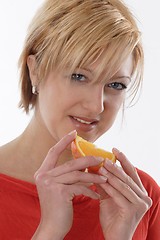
[71,135,116,173]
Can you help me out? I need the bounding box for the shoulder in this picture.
[0,142,13,175]
[137,168,159,188]
[137,168,160,210]
[137,168,160,196]
[136,169,160,238]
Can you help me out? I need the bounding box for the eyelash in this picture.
[71,73,127,91]
[107,82,127,91]
[71,73,87,82]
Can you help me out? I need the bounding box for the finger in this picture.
[49,171,107,185]
[95,183,110,200]
[47,156,104,177]
[99,181,137,207]
[99,163,152,209]
[99,166,143,203]
[101,160,148,200]
[35,130,77,176]
[67,184,101,200]
[99,180,152,213]
[37,176,101,200]
[112,148,147,194]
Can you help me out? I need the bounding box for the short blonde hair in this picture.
[18,0,144,113]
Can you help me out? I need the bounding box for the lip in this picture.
[69,116,99,132]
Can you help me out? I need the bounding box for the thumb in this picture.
[35,130,77,175]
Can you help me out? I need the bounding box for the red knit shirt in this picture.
[0,169,159,239]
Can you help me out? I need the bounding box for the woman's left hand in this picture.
[97,148,152,240]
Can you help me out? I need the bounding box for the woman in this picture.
[0,0,159,239]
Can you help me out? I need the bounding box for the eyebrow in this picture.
[79,67,93,75]
[75,67,132,83]
[111,76,131,82]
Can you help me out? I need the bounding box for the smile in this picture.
[72,117,92,125]
[69,116,99,132]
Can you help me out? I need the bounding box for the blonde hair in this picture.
[18,0,144,113]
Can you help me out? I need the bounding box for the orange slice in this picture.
[71,135,116,173]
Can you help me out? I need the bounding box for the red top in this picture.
[0,169,159,240]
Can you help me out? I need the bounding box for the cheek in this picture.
[38,85,73,121]
[37,95,56,130]
[102,95,124,127]
[37,84,60,122]
[105,94,124,112]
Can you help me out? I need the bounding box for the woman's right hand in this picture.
[32,130,107,240]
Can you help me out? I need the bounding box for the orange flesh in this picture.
[71,135,116,173]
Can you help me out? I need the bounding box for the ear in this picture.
[27,55,38,86]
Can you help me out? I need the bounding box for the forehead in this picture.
[84,51,133,82]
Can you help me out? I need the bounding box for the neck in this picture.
[19,114,73,172]
[0,115,73,183]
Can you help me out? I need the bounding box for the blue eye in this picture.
[108,82,127,90]
[71,73,86,82]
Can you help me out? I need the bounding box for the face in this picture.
[30,54,133,144]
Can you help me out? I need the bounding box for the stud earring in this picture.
[32,86,39,95]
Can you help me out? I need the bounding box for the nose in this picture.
[82,85,104,115]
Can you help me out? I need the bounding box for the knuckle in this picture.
[72,170,81,179]
[107,171,114,181]
[145,196,153,208]
[65,160,75,169]
[124,183,131,191]
[34,172,49,186]
[143,189,149,197]
[141,202,150,212]
[140,186,148,196]
[48,146,57,155]
[34,172,44,182]
[125,174,134,186]
[138,197,152,213]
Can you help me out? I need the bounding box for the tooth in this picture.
[73,117,91,124]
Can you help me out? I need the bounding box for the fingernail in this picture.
[105,159,113,166]
[100,166,108,176]
[96,157,104,162]
[112,148,120,155]
[100,175,108,182]
[68,130,77,136]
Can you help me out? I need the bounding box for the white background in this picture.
[0,1,159,184]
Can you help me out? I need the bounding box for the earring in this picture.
[32,86,39,95]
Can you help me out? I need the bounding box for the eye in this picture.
[108,82,127,90]
[71,73,87,82]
